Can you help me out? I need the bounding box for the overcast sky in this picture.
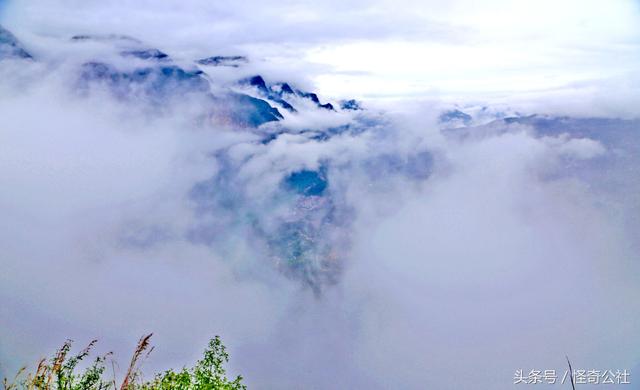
[2,0,639,104]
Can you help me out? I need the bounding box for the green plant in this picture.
[3,335,245,390]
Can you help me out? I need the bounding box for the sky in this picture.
[2,0,640,105]
[1,1,640,389]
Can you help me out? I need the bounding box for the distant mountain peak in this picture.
[70,34,141,43]
[340,99,362,110]
[439,109,472,125]
[120,48,170,61]
[272,82,295,95]
[0,25,33,60]
[240,75,339,112]
[197,55,248,67]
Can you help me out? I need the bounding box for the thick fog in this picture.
[1,1,639,389]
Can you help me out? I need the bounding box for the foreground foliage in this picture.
[3,335,246,390]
